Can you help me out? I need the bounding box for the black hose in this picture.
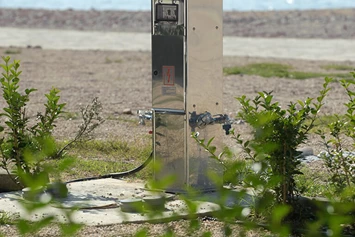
[66,151,153,184]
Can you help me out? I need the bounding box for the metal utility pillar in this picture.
[151,0,226,192]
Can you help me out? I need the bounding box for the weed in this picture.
[55,97,104,158]
[224,62,352,79]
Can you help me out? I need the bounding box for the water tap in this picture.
[189,111,232,135]
[138,110,152,125]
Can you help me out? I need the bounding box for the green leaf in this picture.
[207,137,215,147]
[272,205,291,224]
[17,220,32,235]
[202,232,212,237]
[60,223,83,237]
[11,77,19,84]
[17,217,54,235]
[1,64,7,72]
[208,146,216,154]
[25,88,37,95]
[134,229,148,237]
[4,121,14,129]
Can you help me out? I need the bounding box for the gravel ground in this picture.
[0,48,351,154]
[0,7,355,237]
[0,220,271,237]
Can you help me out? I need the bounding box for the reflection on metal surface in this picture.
[156,4,179,22]
[154,111,186,192]
[189,111,231,133]
[152,35,184,110]
[188,124,224,190]
[137,110,152,125]
[153,0,184,36]
[186,0,224,190]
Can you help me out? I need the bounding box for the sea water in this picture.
[0,0,354,11]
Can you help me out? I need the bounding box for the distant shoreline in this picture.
[2,7,355,12]
[1,8,355,38]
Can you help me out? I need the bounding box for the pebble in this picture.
[123,108,132,115]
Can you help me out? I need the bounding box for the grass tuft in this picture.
[295,165,335,198]
[224,63,291,78]
[321,64,355,71]
[105,57,123,64]
[224,62,352,80]
[0,212,16,225]
[4,49,21,55]
[52,139,152,181]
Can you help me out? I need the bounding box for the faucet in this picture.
[138,110,152,125]
[189,111,232,135]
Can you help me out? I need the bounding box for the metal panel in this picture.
[186,0,223,114]
[152,35,184,110]
[186,0,224,190]
[154,110,186,192]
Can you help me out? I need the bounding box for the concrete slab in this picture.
[224,36,355,61]
[0,27,150,52]
[0,168,23,192]
[1,27,355,61]
[0,179,224,226]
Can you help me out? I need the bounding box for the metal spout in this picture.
[138,110,152,125]
[189,111,232,135]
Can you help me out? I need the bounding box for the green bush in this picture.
[0,56,65,180]
[0,56,104,185]
[317,71,355,198]
[234,77,331,204]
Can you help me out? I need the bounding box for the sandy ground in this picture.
[0,8,355,236]
[0,47,352,153]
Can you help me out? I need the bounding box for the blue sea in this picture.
[0,0,354,11]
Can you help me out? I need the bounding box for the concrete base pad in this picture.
[0,178,226,226]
